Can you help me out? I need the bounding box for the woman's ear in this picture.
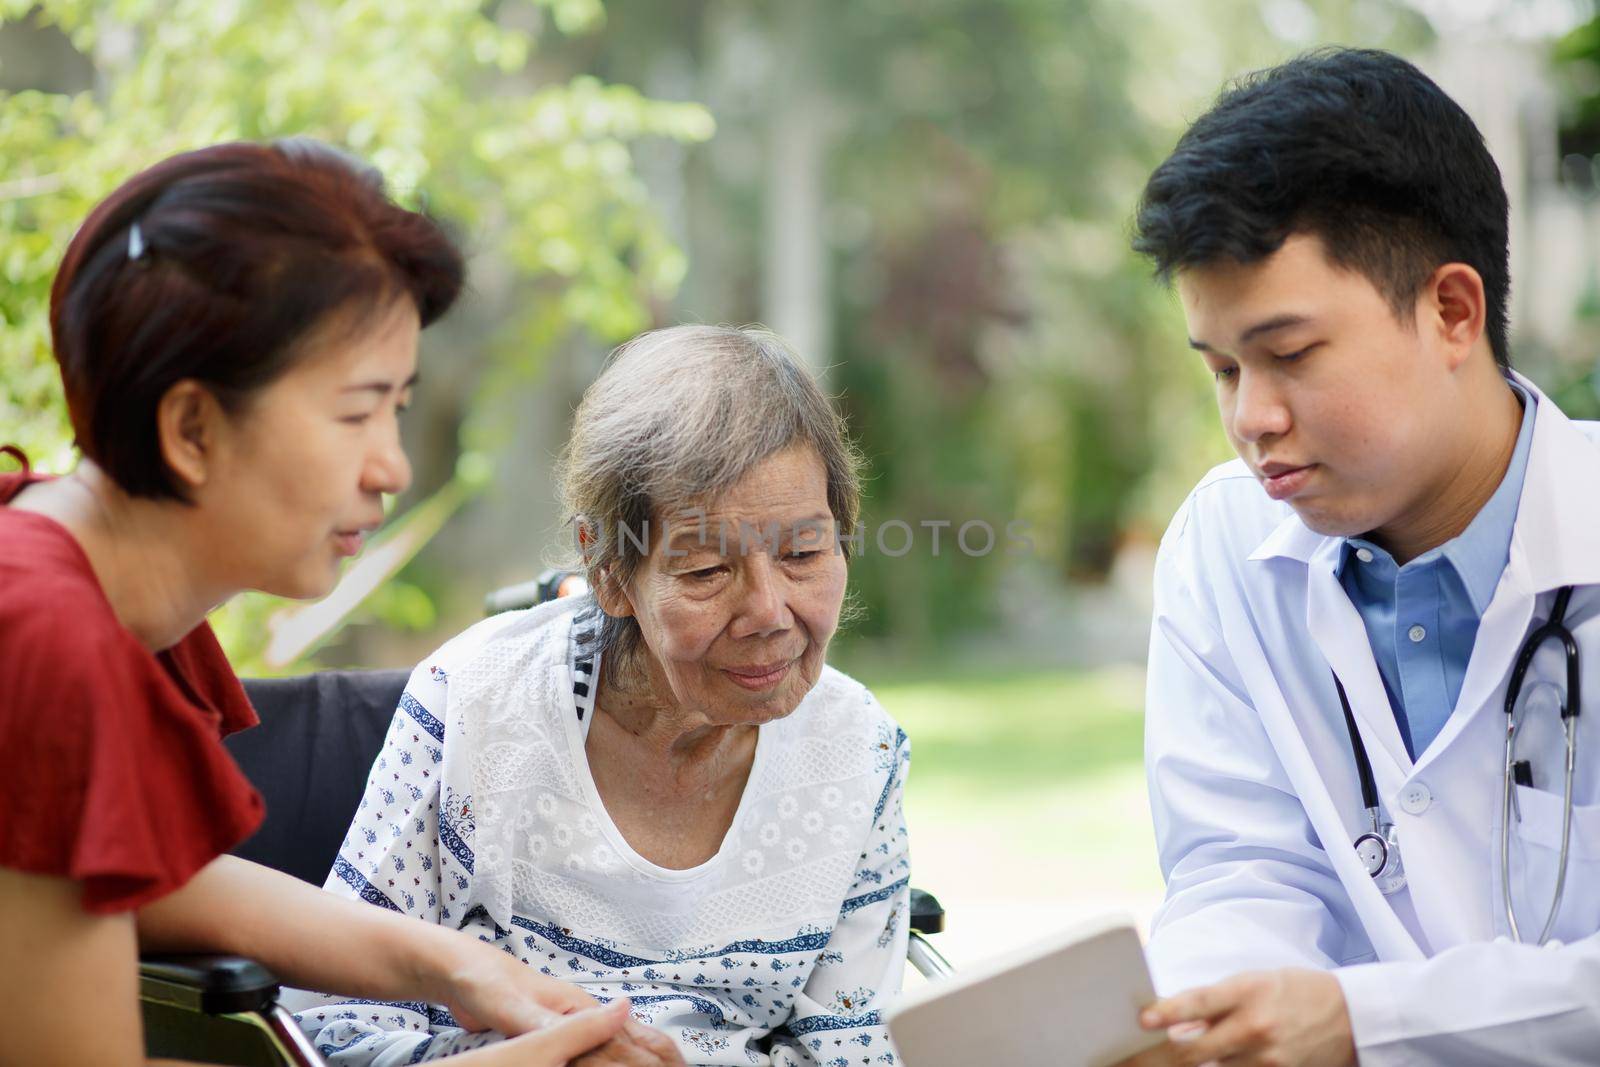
[575,517,597,563]
[576,521,637,619]
[593,563,636,619]
[155,379,224,493]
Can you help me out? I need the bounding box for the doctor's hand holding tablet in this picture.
[1118,969,1356,1067]
[884,922,1358,1067]
[1097,45,1599,1067]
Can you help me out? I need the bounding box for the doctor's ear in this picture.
[1423,262,1487,370]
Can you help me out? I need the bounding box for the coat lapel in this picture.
[1247,516,1425,961]
[1302,538,1413,783]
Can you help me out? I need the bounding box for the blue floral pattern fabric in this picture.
[286,600,909,1066]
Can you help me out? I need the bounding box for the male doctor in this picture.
[1116,49,1600,1067]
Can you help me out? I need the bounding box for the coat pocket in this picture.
[1492,784,1600,943]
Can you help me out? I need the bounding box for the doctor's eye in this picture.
[1213,366,1238,384]
[1274,345,1316,363]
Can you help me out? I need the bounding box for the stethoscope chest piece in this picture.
[1355,818,1407,894]
[1332,674,1411,895]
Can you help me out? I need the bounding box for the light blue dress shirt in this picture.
[1336,380,1536,759]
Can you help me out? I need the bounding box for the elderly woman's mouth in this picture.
[722,659,798,690]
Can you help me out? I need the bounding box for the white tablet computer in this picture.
[885,916,1164,1067]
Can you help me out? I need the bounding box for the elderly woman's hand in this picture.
[571,1018,689,1066]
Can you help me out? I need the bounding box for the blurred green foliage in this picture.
[3,0,1445,667]
[1542,11,1600,422]
[0,0,710,662]
[584,0,1429,656]
[1554,13,1600,157]
[1,0,712,458]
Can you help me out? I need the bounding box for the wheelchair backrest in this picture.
[227,669,408,885]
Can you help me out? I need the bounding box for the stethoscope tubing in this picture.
[1338,585,1581,946]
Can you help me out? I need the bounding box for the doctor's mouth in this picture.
[1256,461,1317,501]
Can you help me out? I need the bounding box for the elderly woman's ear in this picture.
[576,517,635,620]
[593,568,635,620]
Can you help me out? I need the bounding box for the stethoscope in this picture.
[1332,584,1582,945]
[1332,674,1408,895]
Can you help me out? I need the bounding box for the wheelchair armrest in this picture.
[909,887,945,934]
[139,954,281,1015]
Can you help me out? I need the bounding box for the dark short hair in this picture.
[1132,48,1511,368]
[49,139,465,500]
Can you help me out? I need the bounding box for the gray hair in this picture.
[556,324,862,674]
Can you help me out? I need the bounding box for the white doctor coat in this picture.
[1145,374,1600,1065]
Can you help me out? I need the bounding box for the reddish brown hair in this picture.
[49,138,464,500]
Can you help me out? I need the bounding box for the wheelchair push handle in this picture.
[483,568,589,615]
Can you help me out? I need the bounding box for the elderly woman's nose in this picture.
[732,556,793,637]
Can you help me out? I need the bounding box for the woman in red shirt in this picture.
[0,141,679,1067]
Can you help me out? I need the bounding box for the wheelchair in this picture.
[140,573,952,1065]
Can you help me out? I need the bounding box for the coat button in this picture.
[1401,782,1432,815]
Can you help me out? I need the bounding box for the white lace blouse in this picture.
[287,598,911,1066]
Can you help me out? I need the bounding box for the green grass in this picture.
[863,663,1166,920]
[871,664,1147,808]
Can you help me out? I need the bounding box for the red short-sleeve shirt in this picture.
[0,450,264,912]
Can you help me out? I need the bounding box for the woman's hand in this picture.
[1114,968,1357,1067]
[423,927,598,1034]
[427,936,685,1065]
[134,856,684,1063]
[448,1000,634,1065]
[429,1001,687,1067]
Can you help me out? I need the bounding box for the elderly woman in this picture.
[293,325,911,1066]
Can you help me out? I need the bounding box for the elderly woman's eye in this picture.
[688,565,726,580]
[785,550,821,563]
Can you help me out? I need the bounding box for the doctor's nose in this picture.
[1229,370,1292,444]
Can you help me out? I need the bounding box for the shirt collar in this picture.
[1441,379,1536,611]
[1332,378,1536,613]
